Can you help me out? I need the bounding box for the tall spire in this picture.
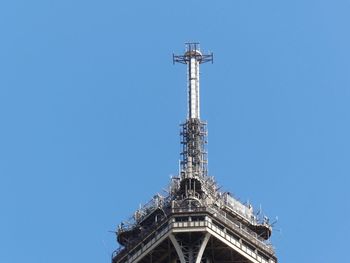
[173,43,213,120]
[173,43,213,180]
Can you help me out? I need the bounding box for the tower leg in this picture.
[169,234,186,263]
[169,233,211,263]
[195,233,211,263]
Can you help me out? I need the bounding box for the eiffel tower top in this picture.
[112,43,277,263]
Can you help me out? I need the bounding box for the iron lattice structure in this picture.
[112,43,277,263]
[180,119,208,178]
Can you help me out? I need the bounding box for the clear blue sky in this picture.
[1,1,349,262]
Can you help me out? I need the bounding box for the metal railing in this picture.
[113,217,275,263]
[171,204,274,254]
[114,205,274,263]
[205,206,275,255]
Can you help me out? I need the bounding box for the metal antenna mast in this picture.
[173,43,213,180]
[173,43,213,119]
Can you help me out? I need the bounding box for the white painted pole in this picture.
[188,54,201,119]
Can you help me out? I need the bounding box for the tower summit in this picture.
[173,43,213,182]
[112,43,277,263]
